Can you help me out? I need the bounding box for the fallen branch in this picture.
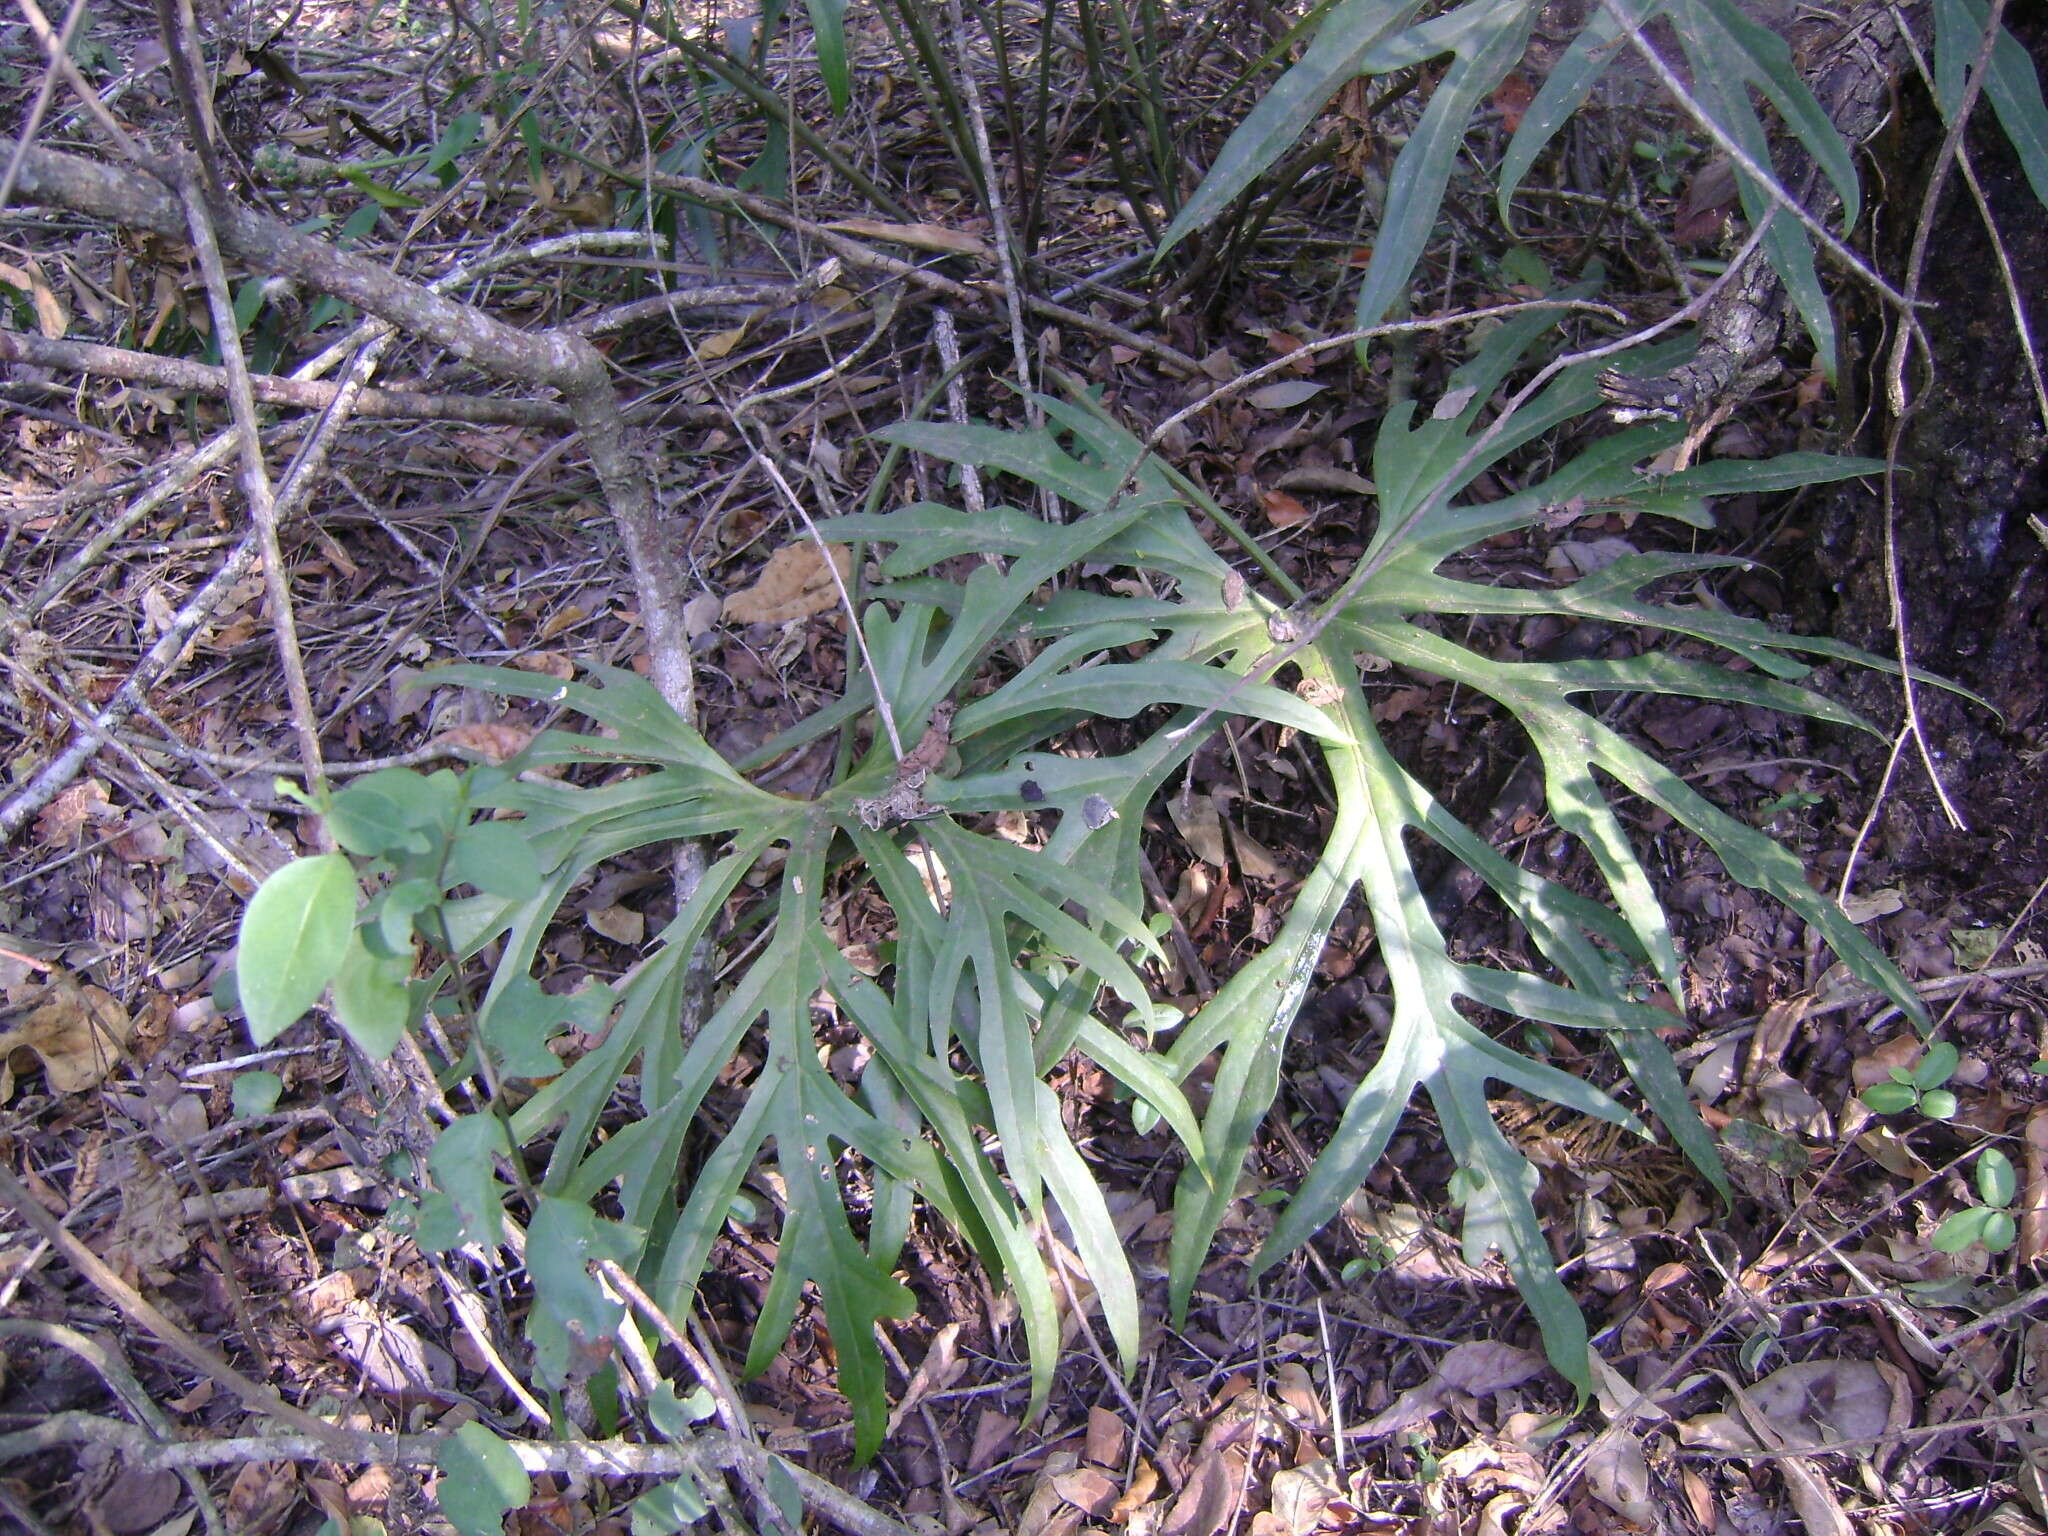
[0,329,578,426]
[4,144,700,784]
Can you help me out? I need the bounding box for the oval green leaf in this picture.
[237,854,357,1044]
[332,932,411,1060]
[1976,1146,2018,1208]
[437,1420,530,1536]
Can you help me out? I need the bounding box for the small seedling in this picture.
[1860,1041,1960,1120]
[1933,1147,2019,1254]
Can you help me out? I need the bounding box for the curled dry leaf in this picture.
[1166,791,1289,880]
[722,542,852,625]
[1583,1431,1655,1526]
[0,976,134,1093]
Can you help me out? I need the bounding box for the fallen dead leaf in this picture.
[0,258,69,338]
[2021,1107,2048,1265]
[1840,887,1906,924]
[722,542,852,625]
[1437,1340,1549,1395]
[1246,380,1325,411]
[887,1321,963,1434]
[432,721,537,763]
[1017,1452,1086,1536]
[1084,1403,1125,1467]
[512,650,576,680]
[1272,465,1376,497]
[586,904,644,945]
[35,778,112,847]
[225,1460,298,1535]
[1583,1432,1655,1525]
[92,1465,179,1534]
[1166,791,1288,880]
[1267,1459,1343,1534]
[1052,1469,1119,1519]
[1259,488,1313,528]
[1111,1458,1159,1522]
[1159,1445,1248,1536]
[1744,1358,1900,1449]
[0,976,134,1093]
[105,1147,190,1273]
[826,218,992,258]
[321,1301,457,1396]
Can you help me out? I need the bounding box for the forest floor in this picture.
[2,3,2046,1535]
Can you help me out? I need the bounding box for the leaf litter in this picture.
[1,2,2046,1533]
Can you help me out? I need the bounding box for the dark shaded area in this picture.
[1810,13,2048,909]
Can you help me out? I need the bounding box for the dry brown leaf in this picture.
[1165,791,1288,880]
[432,721,536,762]
[1755,1067,1831,1139]
[1267,1459,1343,1535]
[1017,1452,1085,1536]
[586,904,644,945]
[93,1465,180,1534]
[1052,1469,1119,1519]
[826,219,992,258]
[1111,1457,1160,1522]
[35,779,111,848]
[106,1148,190,1272]
[225,1461,298,1535]
[512,650,576,680]
[1159,1445,1247,1536]
[1272,1360,1323,1426]
[1351,1380,1448,1440]
[1840,887,1906,924]
[2020,1106,2048,1265]
[0,977,134,1093]
[0,259,69,338]
[888,1321,963,1434]
[1776,1455,1852,1536]
[1246,380,1325,411]
[1675,1412,1757,1452]
[1259,488,1313,528]
[1437,1340,1549,1395]
[1745,1359,1896,1449]
[722,542,852,625]
[1583,1432,1655,1525]
[1273,465,1376,497]
[699,324,749,359]
[322,1301,456,1396]
[1084,1404,1125,1467]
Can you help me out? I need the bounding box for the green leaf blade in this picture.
[237,853,357,1044]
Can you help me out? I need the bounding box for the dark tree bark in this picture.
[1809,8,2048,902]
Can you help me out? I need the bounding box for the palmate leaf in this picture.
[897,365,1927,1396]
[426,296,1938,1437]
[1154,0,1428,257]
